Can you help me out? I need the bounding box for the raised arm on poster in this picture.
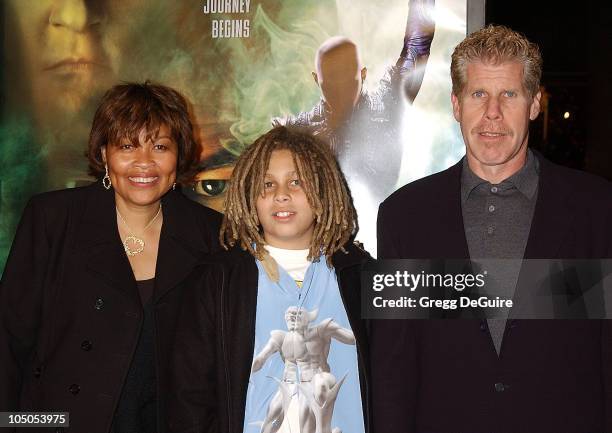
[399,0,436,103]
[274,0,435,213]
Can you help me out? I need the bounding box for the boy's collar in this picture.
[258,245,320,283]
[257,242,371,281]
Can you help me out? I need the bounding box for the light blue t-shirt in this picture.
[243,257,365,433]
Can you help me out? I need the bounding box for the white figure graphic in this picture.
[251,306,355,433]
[299,372,347,433]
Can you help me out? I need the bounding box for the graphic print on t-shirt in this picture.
[243,258,365,433]
[251,306,355,433]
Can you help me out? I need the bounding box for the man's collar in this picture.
[506,149,540,199]
[461,149,540,203]
[460,157,487,204]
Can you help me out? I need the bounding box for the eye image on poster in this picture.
[0,0,466,270]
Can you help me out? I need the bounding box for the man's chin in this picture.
[469,145,525,167]
[469,150,529,179]
[477,157,512,167]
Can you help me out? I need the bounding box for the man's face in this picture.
[315,45,365,122]
[451,61,541,178]
[7,0,114,123]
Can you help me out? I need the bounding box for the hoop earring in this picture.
[102,164,112,190]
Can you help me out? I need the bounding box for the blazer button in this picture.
[33,367,42,378]
[494,382,507,392]
[68,384,80,395]
[81,340,93,351]
[479,321,487,332]
[94,297,104,310]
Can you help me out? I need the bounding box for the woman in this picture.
[0,82,222,433]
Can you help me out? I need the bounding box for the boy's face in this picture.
[256,149,315,250]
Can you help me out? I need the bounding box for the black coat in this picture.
[0,182,222,433]
[168,243,372,433]
[372,154,612,433]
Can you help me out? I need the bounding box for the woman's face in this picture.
[102,125,178,208]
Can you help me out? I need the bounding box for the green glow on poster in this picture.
[0,117,43,273]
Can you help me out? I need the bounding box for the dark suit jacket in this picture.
[168,243,373,433]
[372,154,612,433]
[0,182,222,433]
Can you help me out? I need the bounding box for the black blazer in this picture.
[0,182,222,433]
[372,154,612,433]
[168,243,373,433]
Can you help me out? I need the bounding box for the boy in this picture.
[169,126,372,433]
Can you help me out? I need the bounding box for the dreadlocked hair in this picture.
[220,126,357,265]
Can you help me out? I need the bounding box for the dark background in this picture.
[486,1,612,180]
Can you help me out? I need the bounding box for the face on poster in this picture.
[1,0,466,269]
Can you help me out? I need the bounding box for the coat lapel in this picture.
[523,154,574,259]
[77,183,138,304]
[440,161,471,259]
[503,154,575,355]
[333,243,371,348]
[153,191,212,303]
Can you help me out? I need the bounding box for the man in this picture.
[1,0,120,273]
[372,25,612,433]
[275,0,435,208]
[5,0,114,127]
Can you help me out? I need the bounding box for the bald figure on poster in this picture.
[274,0,435,206]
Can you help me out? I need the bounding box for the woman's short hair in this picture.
[87,82,200,184]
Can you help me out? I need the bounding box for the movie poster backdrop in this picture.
[0,0,467,271]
